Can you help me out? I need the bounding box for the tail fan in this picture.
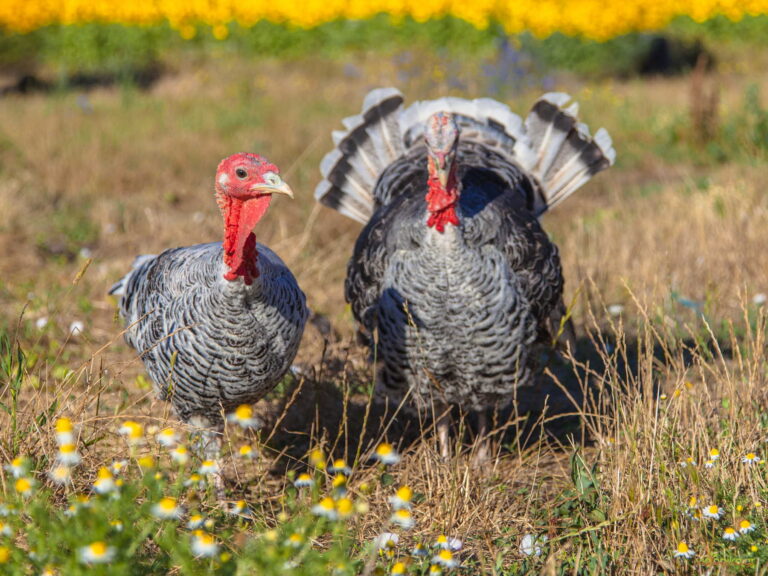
[316,89,615,222]
[315,88,405,224]
[521,93,616,215]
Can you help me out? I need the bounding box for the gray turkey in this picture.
[111,153,308,484]
[315,89,615,460]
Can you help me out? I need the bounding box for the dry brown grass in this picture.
[1,50,768,573]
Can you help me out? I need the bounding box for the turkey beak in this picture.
[251,180,294,199]
[436,164,449,190]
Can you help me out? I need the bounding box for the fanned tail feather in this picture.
[315,88,405,223]
[522,93,616,215]
[316,88,615,223]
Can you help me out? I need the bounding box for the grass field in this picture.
[1,40,768,574]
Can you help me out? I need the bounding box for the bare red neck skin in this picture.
[425,163,460,233]
[218,193,272,285]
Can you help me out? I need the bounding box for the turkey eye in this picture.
[235,168,248,179]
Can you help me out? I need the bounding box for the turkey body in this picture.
[114,241,308,427]
[347,146,562,413]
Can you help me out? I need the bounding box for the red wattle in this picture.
[425,164,459,233]
[221,195,272,285]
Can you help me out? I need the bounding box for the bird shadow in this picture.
[256,324,716,476]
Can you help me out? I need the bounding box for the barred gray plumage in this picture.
[111,154,308,471]
[316,90,615,458]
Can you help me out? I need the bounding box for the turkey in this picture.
[316,89,615,460]
[111,153,308,486]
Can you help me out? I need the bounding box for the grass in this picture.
[0,39,768,574]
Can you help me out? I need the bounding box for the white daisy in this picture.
[198,460,219,475]
[170,446,190,465]
[5,456,30,478]
[56,444,81,466]
[742,453,761,465]
[328,459,352,476]
[389,486,413,510]
[48,465,72,485]
[238,445,255,460]
[434,535,462,551]
[739,519,756,534]
[187,514,205,530]
[312,497,337,520]
[191,531,219,557]
[92,468,118,495]
[156,428,179,447]
[294,473,314,488]
[723,527,739,541]
[227,405,260,429]
[152,497,184,520]
[431,549,459,568]
[412,543,430,557]
[375,532,400,550]
[390,509,415,530]
[371,442,401,465]
[673,541,694,559]
[704,459,716,469]
[709,448,720,460]
[118,421,145,445]
[78,542,116,564]
[702,504,723,520]
[110,460,129,475]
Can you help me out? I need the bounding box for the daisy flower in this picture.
[156,428,179,447]
[389,486,413,510]
[709,448,720,460]
[332,474,348,496]
[5,456,30,478]
[79,542,115,564]
[55,418,74,445]
[137,456,155,470]
[41,565,58,576]
[308,448,325,470]
[286,533,304,548]
[376,532,399,558]
[93,467,118,495]
[110,460,129,475]
[372,443,401,465]
[227,500,251,517]
[184,473,206,489]
[434,535,462,551]
[198,460,219,475]
[678,457,696,468]
[187,514,205,530]
[674,541,694,559]
[722,527,739,541]
[110,520,123,532]
[431,549,458,569]
[429,566,443,576]
[702,504,723,520]
[227,404,260,429]
[335,497,354,519]
[15,477,35,498]
[238,445,255,459]
[390,509,415,530]
[742,453,761,465]
[57,444,81,466]
[0,521,12,537]
[48,465,72,485]
[153,497,183,520]
[739,519,755,534]
[191,531,219,557]
[519,534,547,557]
[412,543,429,557]
[391,561,407,575]
[704,460,715,469]
[312,497,337,520]
[294,473,314,488]
[170,446,190,465]
[118,421,145,445]
[329,459,352,476]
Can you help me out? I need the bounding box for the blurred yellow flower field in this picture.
[1,0,768,39]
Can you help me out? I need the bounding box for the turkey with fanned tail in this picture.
[316,89,615,461]
[111,153,308,491]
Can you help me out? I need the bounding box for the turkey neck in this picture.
[219,194,272,285]
[425,160,460,233]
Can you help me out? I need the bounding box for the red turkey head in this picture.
[214,153,293,285]
[424,112,460,232]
